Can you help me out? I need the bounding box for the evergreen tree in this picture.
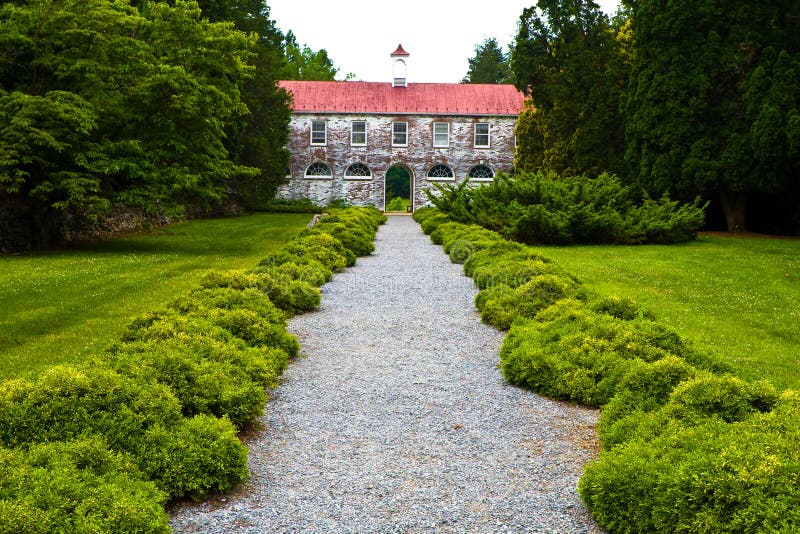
[511,0,629,177]
[462,38,511,84]
[623,0,800,232]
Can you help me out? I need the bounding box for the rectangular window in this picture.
[474,122,490,148]
[433,122,449,148]
[311,120,326,145]
[392,122,408,146]
[351,121,366,145]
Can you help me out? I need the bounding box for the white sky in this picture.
[267,1,623,83]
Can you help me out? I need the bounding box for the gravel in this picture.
[169,215,602,533]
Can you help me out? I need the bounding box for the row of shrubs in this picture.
[414,206,800,533]
[427,172,708,245]
[0,207,386,532]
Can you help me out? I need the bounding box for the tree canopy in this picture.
[510,0,800,233]
[622,0,800,232]
[0,0,258,246]
[0,0,344,248]
[462,38,511,84]
[511,0,629,178]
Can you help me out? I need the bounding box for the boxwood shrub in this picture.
[0,206,384,525]
[417,208,800,532]
[0,438,170,534]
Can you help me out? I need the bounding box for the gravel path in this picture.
[170,215,601,533]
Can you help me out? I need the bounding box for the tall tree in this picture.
[194,0,292,206]
[462,37,511,84]
[280,31,339,81]
[0,0,256,247]
[623,0,800,232]
[511,0,629,177]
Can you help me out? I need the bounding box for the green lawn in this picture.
[540,235,800,391]
[0,213,310,380]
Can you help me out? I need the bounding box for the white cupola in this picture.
[391,44,409,87]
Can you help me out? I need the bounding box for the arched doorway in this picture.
[384,164,412,212]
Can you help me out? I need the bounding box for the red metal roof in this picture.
[391,44,410,56]
[278,81,526,117]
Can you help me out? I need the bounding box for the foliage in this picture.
[385,196,409,212]
[541,234,800,391]
[416,211,800,532]
[279,30,340,81]
[0,438,170,533]
[623,0,800,232]
[0,206,384,523]
[462,37,511,84]
[511,0,629,177]
[0,0,264,247]
[426,172,707,245]
[385,166,411,201]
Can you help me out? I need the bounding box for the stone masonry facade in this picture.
[276,113,518,210]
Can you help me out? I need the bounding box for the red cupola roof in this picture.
[391,44,409,56]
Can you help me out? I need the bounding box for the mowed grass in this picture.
[0,213,311,380]
[540,235,800,391]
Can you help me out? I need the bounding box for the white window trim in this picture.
[303,162,333,180]
[310,120,326,146]
[343,163,373,181]
[467,164,495,182]
[433,122,450,148]
[474,122,491,148]
[426,164,456,182]
[392,121,408,147]
[351,121,367,146]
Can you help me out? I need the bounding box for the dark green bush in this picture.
[472,259,554,290]
[415,209,450,235]
[124,307,300,357]
[462,245,546,277]
[426,172,707,245]
[0,438,169,534]
[591,295,656,321]
[663,374,779,425]
[256,260,332,287]
[499,299,716,407]
[0,206,383,523]
[281,233,353,269]
[175,285,287,325]
[420,213,800,532]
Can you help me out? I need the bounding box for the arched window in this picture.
[304,162,332,179]
[344,163,372,180]
[468,164,494,180]
[427,164,454,180]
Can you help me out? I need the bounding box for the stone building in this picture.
[276,45,526,210]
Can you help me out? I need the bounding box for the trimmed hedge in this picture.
[414,206,800,532]
[425,172,707,245]
[0,207,385,526]
[0,438,170,533]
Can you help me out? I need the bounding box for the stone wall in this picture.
[277,113,517,210]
